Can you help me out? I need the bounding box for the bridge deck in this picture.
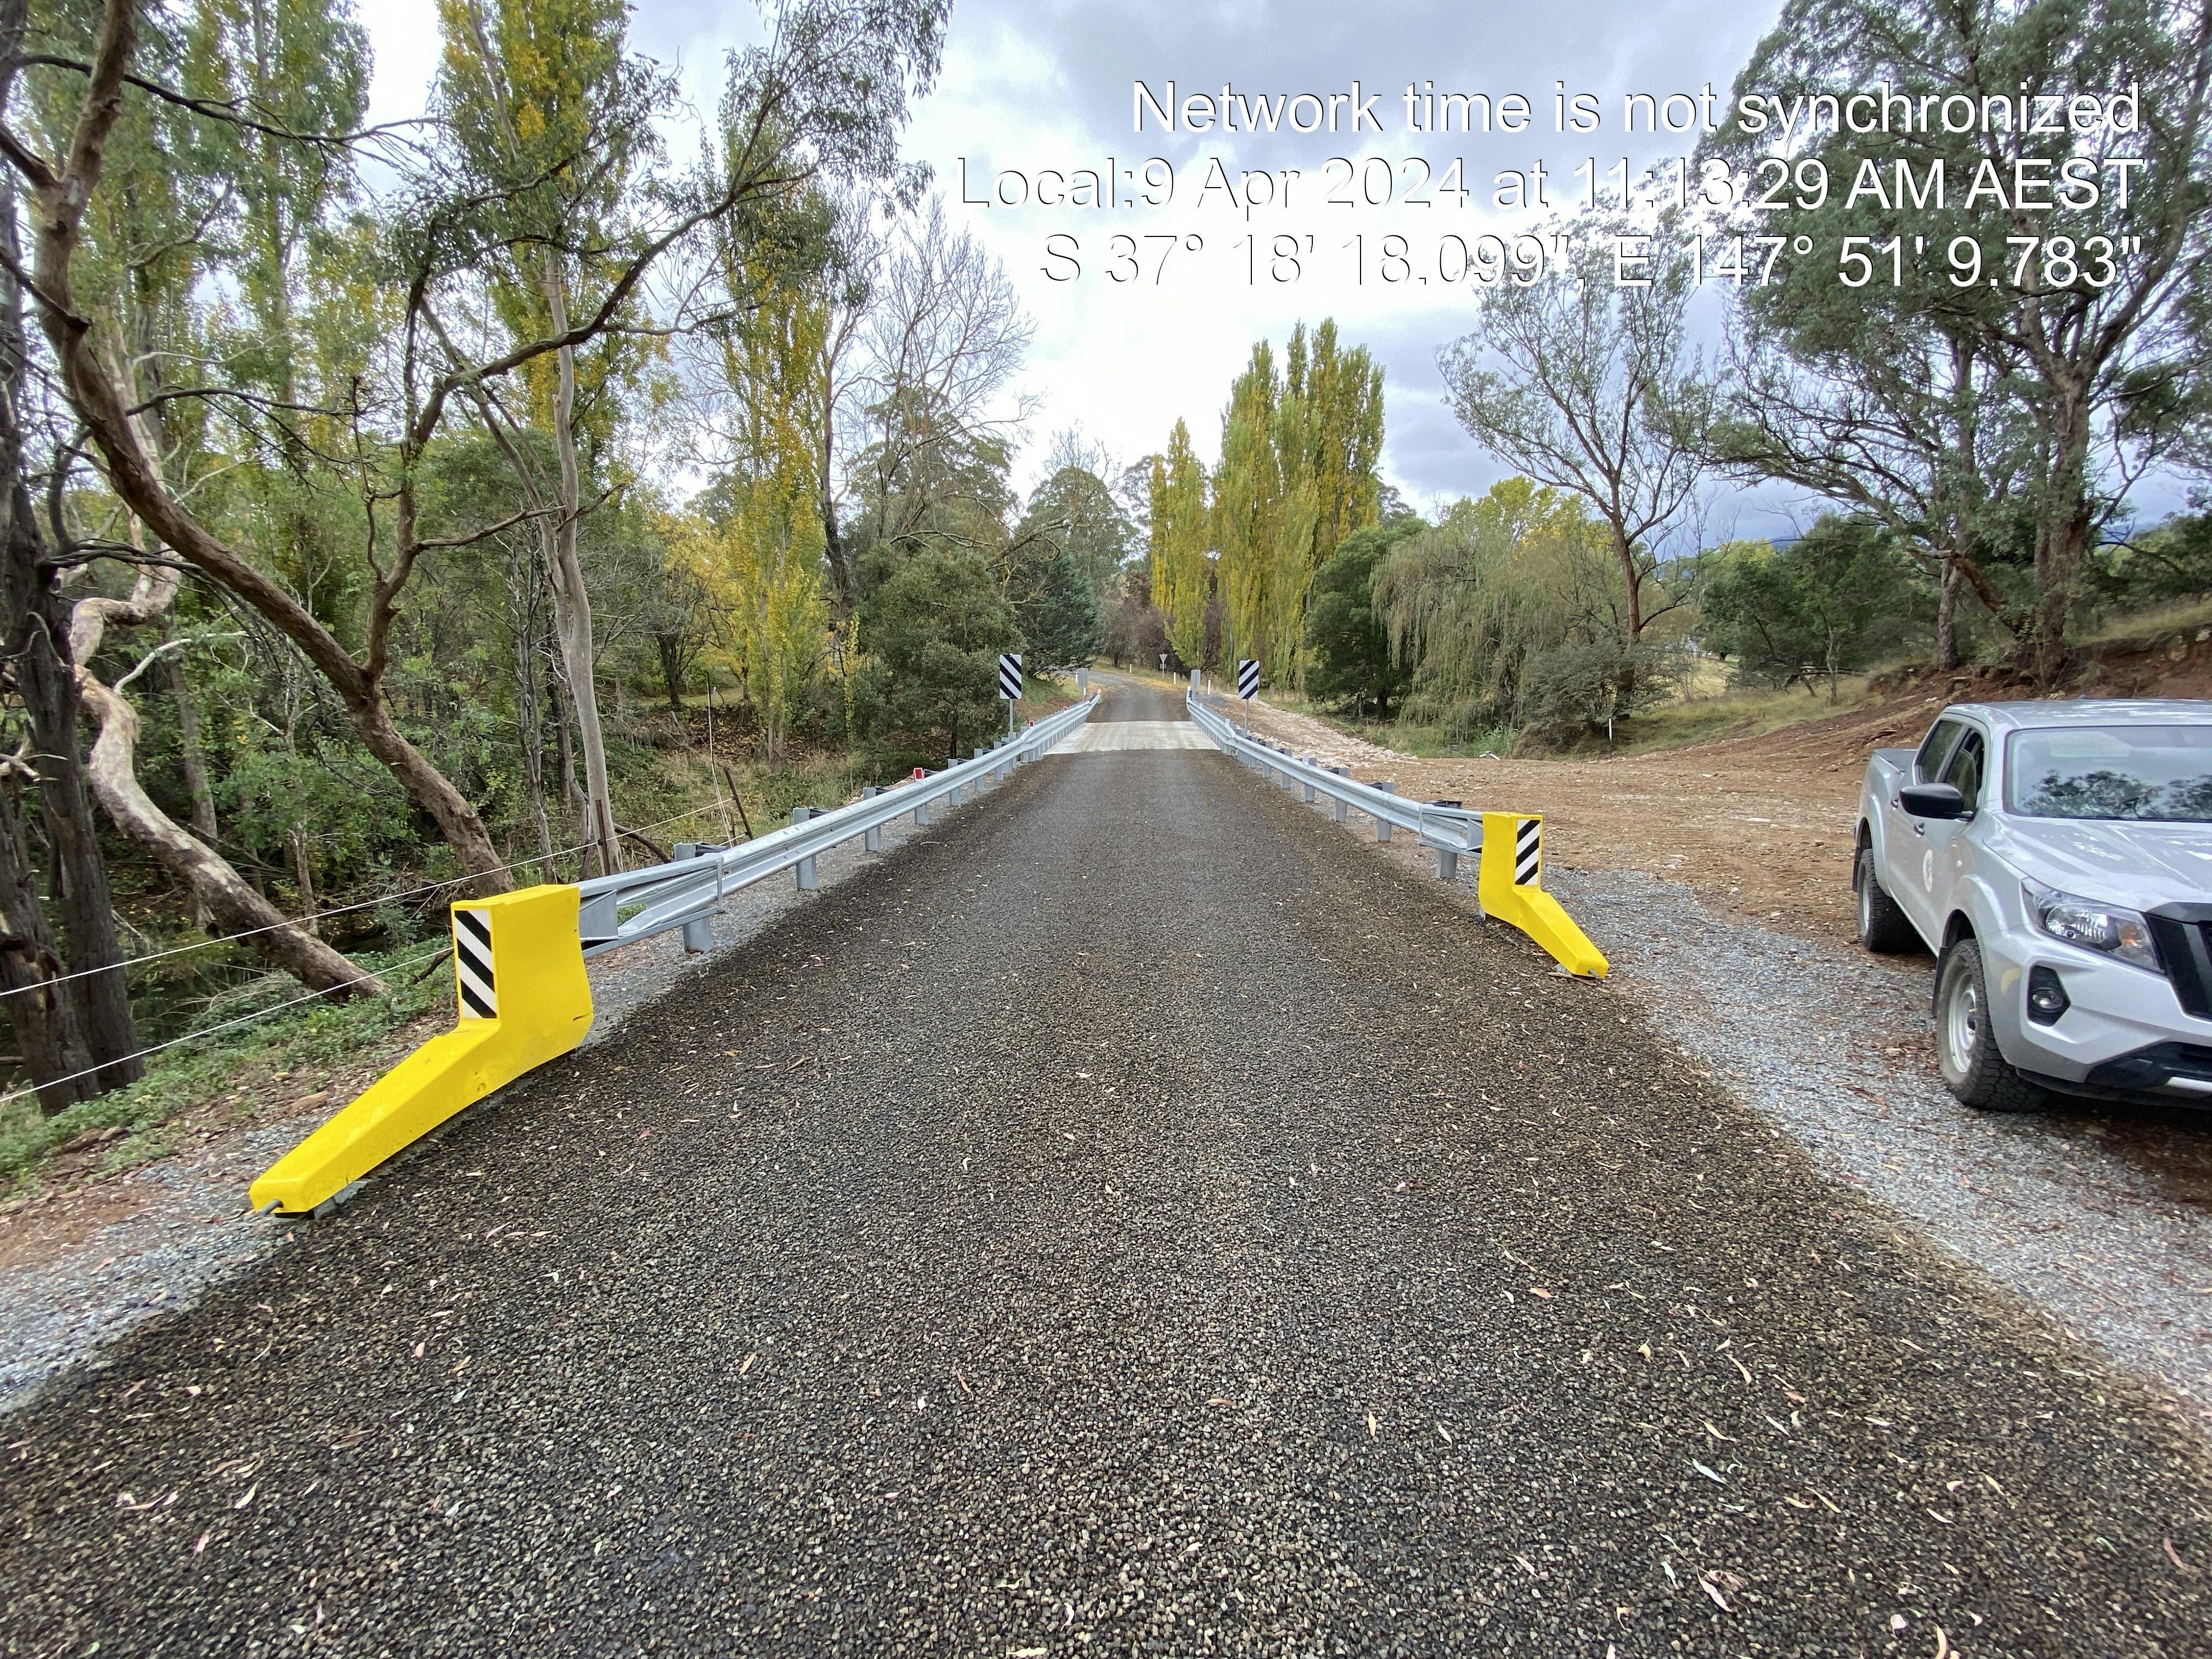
[4,677,2207,1654]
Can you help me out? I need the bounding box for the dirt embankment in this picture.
[1240,626,2212,946]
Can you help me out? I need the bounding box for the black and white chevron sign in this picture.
[1514,816,1542,886]
[997,652,1022,701]
[1237,658,1259,699]
[453,906,496,1019]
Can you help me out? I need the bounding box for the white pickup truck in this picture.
[1855,701,2212,1111]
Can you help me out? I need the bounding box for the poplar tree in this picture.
[1147,418,1209,667]
[1213,341,1281,679]
[1209,321,1385,685]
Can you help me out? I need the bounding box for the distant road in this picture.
[3,676,2207,1655]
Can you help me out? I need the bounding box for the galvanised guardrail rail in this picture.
[251,693,1101,1216]
[1187,687,1607,981]
[1187,690,1482,872]
[575,692,1101,958]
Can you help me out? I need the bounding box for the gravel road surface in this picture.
[4,680,2210,1657]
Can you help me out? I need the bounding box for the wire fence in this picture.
[0,945,448,1113]
[0,798,742,1008]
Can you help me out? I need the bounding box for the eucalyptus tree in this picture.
[5,0,950,894]
[850,197,1034,574]
[1436,219,1708,647]
[1709,0,2212,681]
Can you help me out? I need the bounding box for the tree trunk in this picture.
[161,648,218,926]
[2032,386,2095,686]
[287,823,317,935]
[538,279,622,880]
[820,395,856,610]
[71,571,382,996]
[0,776,95,1113]
[656,634,686,716]
[1934,556,1961,673]
[1614,525,1645,640]
[548,664,580,808]
[513,595,554,877]
[80,674,381,995]
[0,216,138,1088]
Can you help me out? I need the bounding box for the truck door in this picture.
[1888,717,1963,936]
[1921,724,1988,933]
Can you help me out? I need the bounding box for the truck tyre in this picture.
[1934,938,2045,1113]
[1855,847,1920,954]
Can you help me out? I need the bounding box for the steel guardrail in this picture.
[575,692,1102,957]
[1186,690,1481,855]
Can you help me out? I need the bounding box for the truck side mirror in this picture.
[1899,782,1968,820]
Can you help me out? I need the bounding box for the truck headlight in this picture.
[2023,879,2163,973]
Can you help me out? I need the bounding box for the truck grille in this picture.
[2148,906,2212,1020]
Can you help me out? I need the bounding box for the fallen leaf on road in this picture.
[1691,1461,1725,1484]
[1700,1580,1731,1611]
[232,1485,256,1510]
[2165,1537,2198,1575]
[193,1531,210,1555]
[739,1353,756,1376]
[1530,1288,1554,1300]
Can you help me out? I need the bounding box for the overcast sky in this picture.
[361,1,2185,535]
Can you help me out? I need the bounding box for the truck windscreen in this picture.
[2007,726,2212,822]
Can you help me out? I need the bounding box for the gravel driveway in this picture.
[3,680,2209,1656]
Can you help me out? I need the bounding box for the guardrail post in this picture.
[862,786,882,851]
[1435,847,1458,882]
[1331,766,1349,821]
[672,843,715,952]
[1301,756,1317,803]
[1374,781,1397,842]
[579,888,618,950]
[793,808,818,890]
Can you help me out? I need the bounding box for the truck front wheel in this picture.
[1855,847,1921,953]
[1934,938,2045,1113]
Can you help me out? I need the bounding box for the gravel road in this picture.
[4,680,2210,1657]
[0,780,941,1417]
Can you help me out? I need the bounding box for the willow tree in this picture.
[1147,417,1209,665]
